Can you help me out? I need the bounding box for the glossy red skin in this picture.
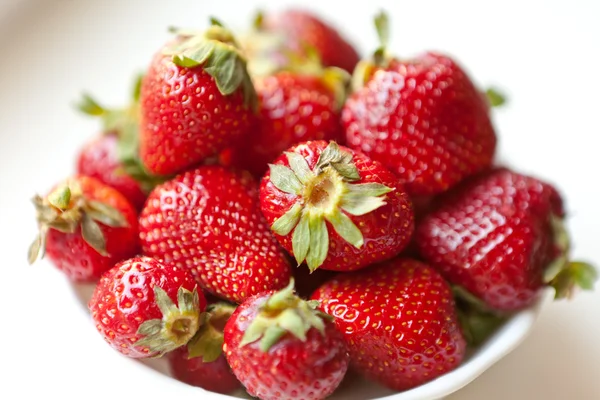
[169,347,240,394]
[312,258,466,391]
[343,53,496,196]
[223,291,349,400]
[416,168,564,311]
[76,134,147,210]
[260,140,414,272]
[229,72,345,177]
[139,50,255,176]
[45,176,139,282]
[89,256,206,358]
[262,10,360,73]
[139,166,291,303]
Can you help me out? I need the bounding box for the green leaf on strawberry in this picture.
[268,142,393,271]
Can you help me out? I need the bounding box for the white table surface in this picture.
[0,1,598,399]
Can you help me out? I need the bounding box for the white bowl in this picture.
[136,289,555,400]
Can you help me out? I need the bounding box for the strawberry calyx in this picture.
[453,286,508,347]
[135,285,204,357]
[28,180,129,264]
[544,216,597,299]
[186,302,236,363]
[165,18,258,111]
[269,142,393,271]
[281,47,351,110]
[351,11,393,92]
[239,279,331,352]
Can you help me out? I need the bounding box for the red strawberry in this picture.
[139,19,257,176]
[169,303,240,394]
[260,140,414,272]
[416,168,597,311]
[257,9,360,74]
[139,165,291,303]
[223,280,349,400]
[342,13,496,196]
[227,66,348,177]
[77,134,148,210]
[28,176,138,281]
[89,256,207,358]
[75,77,159,210]
[312,258,466,391]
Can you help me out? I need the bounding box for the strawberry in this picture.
[169,303,240,394]
[260,140,414,272]
[77,134,148,211]
[342,13,496,196]
[416,168,597,311]
[223,280,349,400]
[226,64,348,177]
[75,76,161,210]
[256,9,360,74]
[28,176,139,281]
[89,256,207,358]
[312,258,466,391]
[139,19,257,176]
[139,165,291,303]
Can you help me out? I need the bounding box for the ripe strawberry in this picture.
[28,176,138,281]
[89,256,207,358]
[416,168,597,311]
[342,13,496,196]
[260,140,414,272]
[312,258,466,391]
[169,303,240,394]
[256,9,360,74]
[139,165,291,303]
[223,280,349,400]
[227,65,348,177]
[75,77,159,210]
[139,19,257,176]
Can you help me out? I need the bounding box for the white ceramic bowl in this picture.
[133,289,554,400]
[70,283,553,400]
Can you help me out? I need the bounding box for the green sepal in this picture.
[285,152,313,184]
[291,212,310,265]
[268,164,303,195]
[485,87,507,107]
[315,142,360,180]
[168,20,258,111]
[187,303,236,362]
[134,286,203,357]
[272,203,303,236]
[544,215,597,299]
[341,183,392,216]
[325,208,364,249]
[306,216,329,272]
[81,213,108,256]
[453,285,508,347]
[47,186,71,210]
[28,233,45,265]
[550,261,597,299]
[239,280,330,352]
[76,93,106,116]
[374,11,390,51]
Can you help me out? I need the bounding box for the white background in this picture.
[0,0,598,399]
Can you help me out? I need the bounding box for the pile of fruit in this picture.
[28,9,596,400]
